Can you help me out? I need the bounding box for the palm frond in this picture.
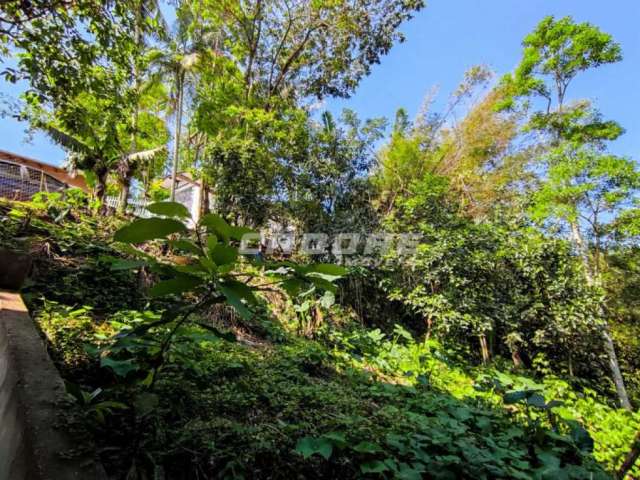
[146,47,170,67]
[44,126,92,156]
[125,146,166,162]
[181,52,200,70]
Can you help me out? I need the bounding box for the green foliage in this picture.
[107,202,347,387]
[112,202,346,316]
[0,199,143,312]
[36,301,620,479]
[6,200,637,479]
[501,15,622,115]
[1,1,142,100]
[529,146,640,226]
[64,381,129,424]
[36,301,99,368]
[29,188,99,221]
[375,68,524,219]
[190,0,425,101]
[382,204,608,383]
[145,201,191,219]
[114,217,188,243]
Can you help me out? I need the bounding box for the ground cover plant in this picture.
[1,197,639,479]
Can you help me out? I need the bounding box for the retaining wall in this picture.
[0,290,106,480]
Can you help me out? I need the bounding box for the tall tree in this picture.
[9,1,169,207]
[150,5,205,201]
[186,0,424,225]
[35,90,166,206]
[1,1,137,103]
[501,16,637,410]
[192,0,425,104]
[116,0,168,213]
[288,109,386,232]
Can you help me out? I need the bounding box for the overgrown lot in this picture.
[2,199,639,480]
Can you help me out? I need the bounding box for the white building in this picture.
[161,173,212,224]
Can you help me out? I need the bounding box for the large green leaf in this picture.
[396,463,424,480]
[280,278,305,297]
[229,225,256,241]
[307,276,338,294]
[352,441,383,454]
[206,235,218,251]
[174,263,208,276]
[114,218,187,243]
[149,275,204,297]
[169,239,203,255]
[360,460,389,474]
[503,389,540,405]
[526,393,547,408]
[194,322,237,342]
[199,256,216,272]
[566,420,594,453]
[218,280,257,319]
[295,437,333,460]
[147,201,191,219]
[100,357,138,377]
[200,214,231,241]
[209,243,238,266]
[301,264,348,277]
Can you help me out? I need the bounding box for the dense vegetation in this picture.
[1,2,640,479]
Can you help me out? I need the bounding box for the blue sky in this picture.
[1,0,639,166]
[328,0,640,159]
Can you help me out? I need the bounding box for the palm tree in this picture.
[117,0,168,213]
[148,2,211,201]
[149,44,200,201]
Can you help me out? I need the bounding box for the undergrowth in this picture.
[1,199,638,479]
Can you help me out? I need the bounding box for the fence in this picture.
[0,159,160,220]
[104,196,151,218]
[0,160,67,201]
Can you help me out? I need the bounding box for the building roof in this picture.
[0,150,89,191]
[161,172,200,190]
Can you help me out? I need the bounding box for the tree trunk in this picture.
[568,350,574,377]
[200,178,211,217]
[511,348,523,368]
[479,334,490,365]
[170,74,184,201]
[425,316,433,342]
[121,5,141,215]
[617,429,640,480]
[570,220,632,410]
[117,178,131,215]
[602,325,633,410]
[95,168,108,213]
[570,221,593,284]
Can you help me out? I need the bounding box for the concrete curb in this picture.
[0,290,107,480]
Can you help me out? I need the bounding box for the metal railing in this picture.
[104,196,151,218]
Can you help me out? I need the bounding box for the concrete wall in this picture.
[0,291,106,480]
[0,313,28,480]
